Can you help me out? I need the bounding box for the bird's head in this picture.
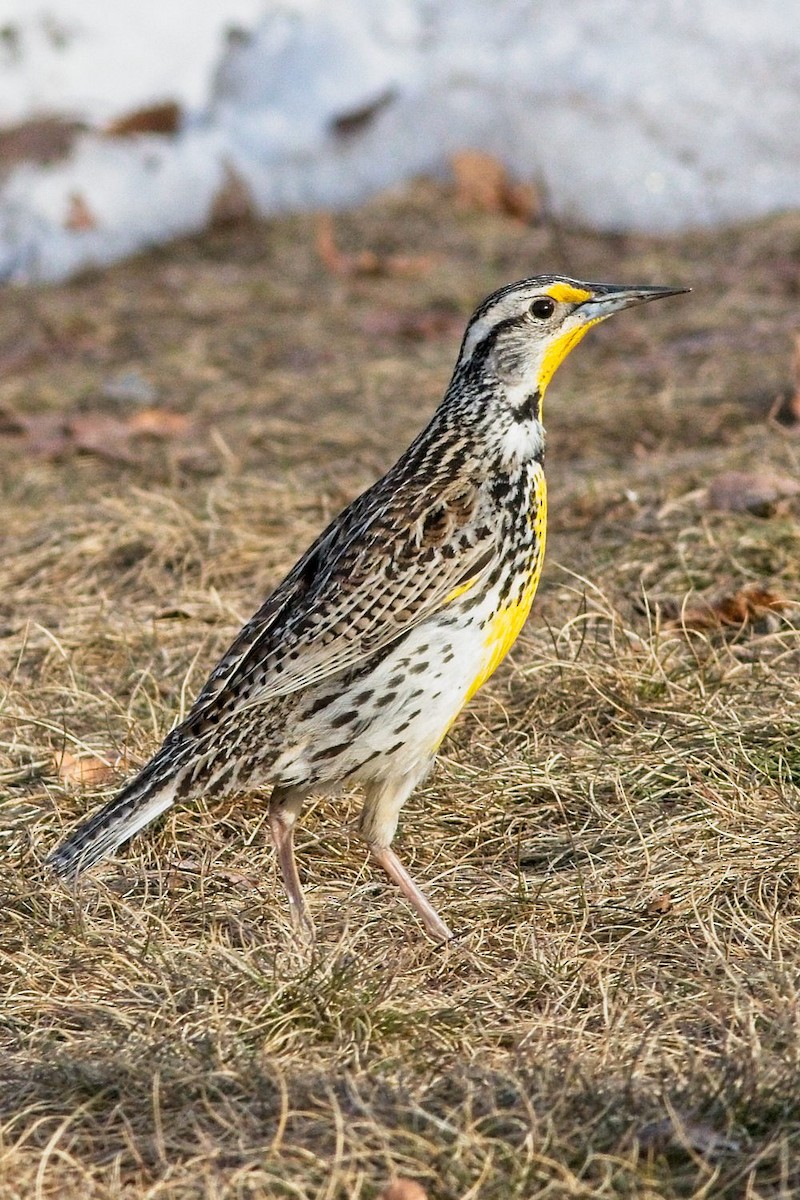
[453,275,688,427]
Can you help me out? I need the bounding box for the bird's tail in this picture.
[47,733,192,878]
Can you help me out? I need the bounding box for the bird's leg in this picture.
[360,778,453,943]
[369,845,453,943]
[268,785,312,937]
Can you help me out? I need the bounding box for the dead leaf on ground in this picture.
[661,582,792,632]
[209,162,256,228]
[53,751,122,789]
[171,859,263,891]
[379,1180,428,1200]
[635,1114,741,1158]
[330,88,396,136]
[64,192,97,232]
[0,116,84,168]
[315,214,435,278]
[644,892,673,916]
[69,413,141,462]
[359,306,463,341]
[0,409,72,459]
[104,101,181,137]
[450,149,542,222]
[153,603,221,623]
[705,469,800,516]
[0,406,194,463]
[127,407,192,437]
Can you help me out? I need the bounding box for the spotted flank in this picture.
[48,274,688,942]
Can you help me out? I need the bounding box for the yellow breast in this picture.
[429,471,547,754]
[465,472,547,705]
[464,565,541,705]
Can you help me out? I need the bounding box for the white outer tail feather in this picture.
[99,778,178,858]
[48,766,183,877]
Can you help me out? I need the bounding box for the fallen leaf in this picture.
[504,179,541,221]
[451,149,542,222]
[54,751,119,789]
[209,162,256,228]
[171,859,262,890]
[330,88,395,136]
[70,413,142,462]
[0,409,71,459]
[127,407,192,437]
[661,582,792,632]
[153,604,220,623]
[360,306,463,341]
[0,405,192,462]
[379,1181,428,1200]
[64,192,97,232]
[0,116,84,168]
[644,892,673,916]
[452,150,506,211]
[705,469,800,516]
[316,213,374,275]
[315,214,435,278]
[636,1115,740,1158]
[379,252,437,276]
[104,101,181,137]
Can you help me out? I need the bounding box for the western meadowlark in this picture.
[49,275,687,941]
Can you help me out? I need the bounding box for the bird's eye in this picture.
[529,297,555,320]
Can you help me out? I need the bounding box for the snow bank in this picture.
[1,0,798,282]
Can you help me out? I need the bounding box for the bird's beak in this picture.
[576,284,690,324]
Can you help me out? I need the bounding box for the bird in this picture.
[48,274,687,941]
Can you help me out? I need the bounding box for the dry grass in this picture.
[2,182,800,1198]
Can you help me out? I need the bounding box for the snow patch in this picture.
[1,0,799,282]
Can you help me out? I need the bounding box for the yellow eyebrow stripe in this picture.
[545,282,592,305]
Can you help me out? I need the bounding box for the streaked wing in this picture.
[185,474,494,726]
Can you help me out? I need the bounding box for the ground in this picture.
[2,182,800,1199]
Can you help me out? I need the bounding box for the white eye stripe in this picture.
[458,312,498,366]
[457,298,534,367]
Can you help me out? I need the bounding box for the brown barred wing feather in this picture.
[183,477,495,726]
